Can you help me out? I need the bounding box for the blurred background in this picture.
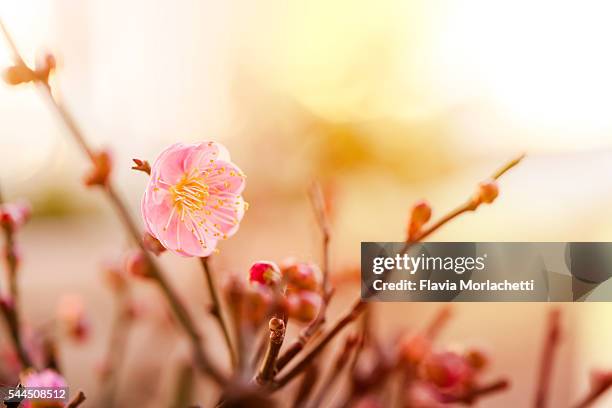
[2,0,612,406]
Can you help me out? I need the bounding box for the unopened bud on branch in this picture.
[281,259,320,292]
[288,291,322,323]
[249,261,281,287]
[475,179,499,204]
[408,200,432,240]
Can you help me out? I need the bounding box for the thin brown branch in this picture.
[0,20,25,66]
[407,153,525,246]
[534,309,561,408]
[573,371,612,408]
[256,317,286,384]
[0,187,33,368]
[200,257,237,369]
[0,20,226,385]
[308,181,331,295]
[272,300,366,390]
[65,390,86,408]
[275,183,334,372]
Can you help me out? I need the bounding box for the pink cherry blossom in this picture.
[141,141,247,257]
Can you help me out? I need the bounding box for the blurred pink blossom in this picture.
[20,369,67,408]
[0,200,31,229]
[141,142,246,257]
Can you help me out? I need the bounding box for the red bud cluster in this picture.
[246,258,323,324]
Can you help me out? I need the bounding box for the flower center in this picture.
[169,174,209,214]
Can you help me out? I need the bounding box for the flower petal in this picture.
[157,211,217,257]
[205,160,246,196]
[183,141,231,173]
[204,194,246,238]
[150,143,191,185]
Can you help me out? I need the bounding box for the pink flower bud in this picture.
[408,200,432,240]
[281,259,320,291]
[0,200,32,229]
[125,250,151,279]
[420,351,472,389]
[475,179,499,204]
[56,294,89,342]
[249,261,281,286]
[143,232,166,255]
[287,291,321,323]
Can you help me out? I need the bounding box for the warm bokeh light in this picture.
[1,1,612,406]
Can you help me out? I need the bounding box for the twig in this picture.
[573,371,612,408]
[200,257,237,369]
[0,187,33,368]
[407,153,525,246]
[534,309,561,408]
[0,19,225,385]
[256,317,286,384]
[273,300,366,390]
[275,183,334,371]
[65,390,86,408]
[309,182,331,295]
